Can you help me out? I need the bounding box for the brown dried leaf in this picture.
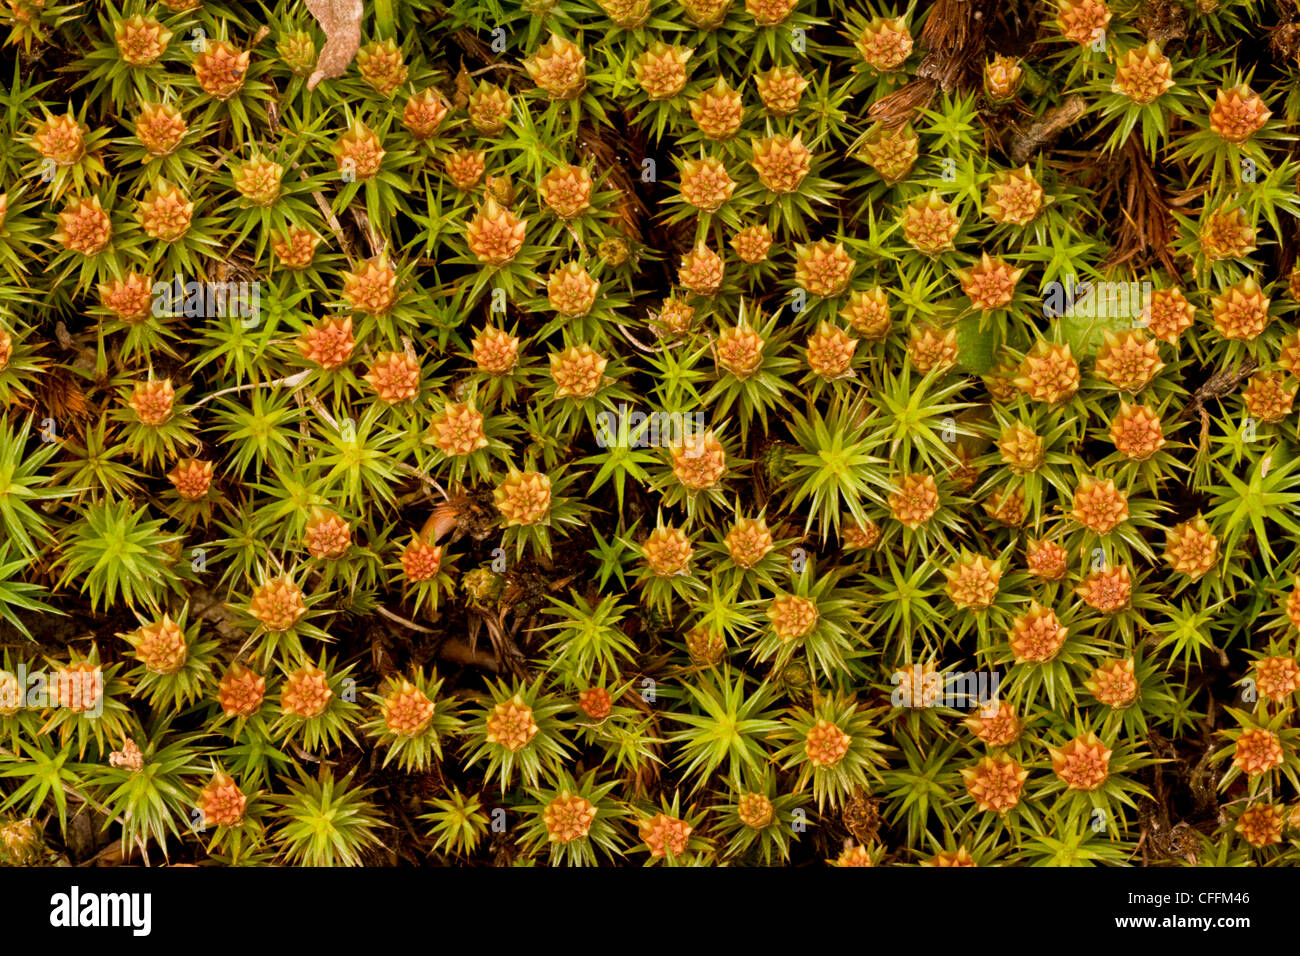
[915,0,990,92]
[305,0,364,91]
[1099,135,1177,271]
[1008,95,1087,165]
[867,79,936,129]
[453,61,473,109]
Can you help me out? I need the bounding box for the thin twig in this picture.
[377,605,436,634]
[190,370,312,408]
[615,322,664,355]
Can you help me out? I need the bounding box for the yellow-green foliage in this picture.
[0,0,1298,868]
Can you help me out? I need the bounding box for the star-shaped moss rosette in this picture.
[751,560,865,684]
[712,770,810,865]
[190,766,269,866]
[1032,719,1157,837]
[418,786,491,860]
[21,103,111,204]
[119,605,220,711]
[267,766,388,867]
[108,376,201,469]
[1079,648,1183,741]
[696,503,800,594]
[384,528,455,619]
[269,652,362,754]
[35,645,134,762]
[492,466,589,562]
[568,680,663,781]
[536,339,638,442]
[987,599,1110,712]
[624,515,708,616]
[81,718,211,864]
[361,667,464,773]
[516,768,629,867]
[539,592,640,688]
[628,791,711,867]
[649,423,749,524]
[773,692,889,813]
[461,677,573,793]
[703,301,801,442]
[232,568,335,669]
[666,666,784,794]
[54,498,189,615]
[418,391,518,485]
[1213,707,1300,798]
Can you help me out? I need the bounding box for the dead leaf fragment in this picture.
[305,0,364,91]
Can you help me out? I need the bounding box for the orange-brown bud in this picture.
[1233,728,1284,776]
[342,256,398,315]
[793,240,854,298]
[363,351,421,404]
[297,317,354,370]
[115,15,172,67]
[539,164,593,219]
[134,102,187,156]
[1084,658,1139,707]
[524,33,586,100]
[901,190,960,254]
[549,343,608,399]
[381,678,436,736]
[197,771,247,827]
[127,378,175,426]
[1009,602,1067,663]
[53,196,112,256]
[678,242,724,296]
[1164,515,1219,579]
[193,41,249,100]
[1111,41,1175,105]
[485,694,538,751]
[962,754,1028,813]
[356,38,408,98]
[753,65,808,115]
[248,577,306,632]
[304,507,351,559]
[750,134,812,195]
[1145,287,1195,344]
[634,43,691,100]
[1071,476,1128,534]
[1110,401,1166,459]
[855,16,912,71]
[643,525,693,576]
[272,225,322,271]
[804,719,851,767]
[125,613,189,674]
[402,88,449,139]
[1076,565,1131,614]
[494,472,552,526]
[1050,732,1112,790]
[167,459,213,501]
[984,165,1042,226]
[217,663,266,717]
[281,665,332,719]
[889,473,939,528]
[136,179,192,241]
[671,431,727,490]
[1015,341,1079,403]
